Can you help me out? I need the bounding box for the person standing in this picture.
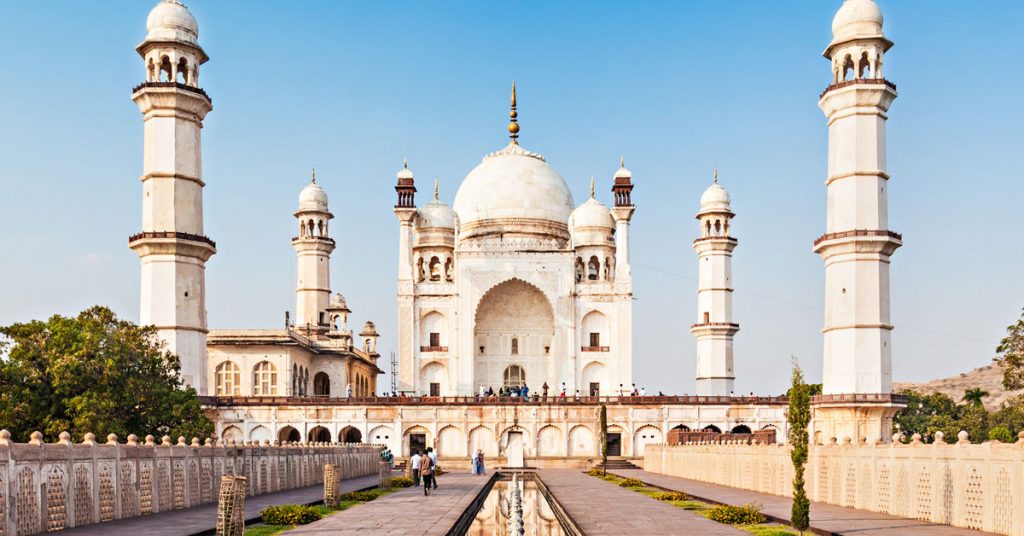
[542,382,549,399]
[419,451,435,495]
[475,449,485,475]
[410,451,422,487]
[426,447,439,489]
[521,384,530,402]
[346,383,352,398]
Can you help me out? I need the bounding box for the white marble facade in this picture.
[393,103,636,397]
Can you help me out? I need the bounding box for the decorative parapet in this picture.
[0,429,381,535]
[644,432,1024,536]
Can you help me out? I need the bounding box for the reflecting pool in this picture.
[467,477,567,536]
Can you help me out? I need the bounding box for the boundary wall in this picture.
[644,433,1024,536]
[0,430,380,536]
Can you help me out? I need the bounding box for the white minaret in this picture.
[813,0,903,444]
[129,0,214,394]
[293,172,335,335]
[393,162,417,392]
[691,171,738,396]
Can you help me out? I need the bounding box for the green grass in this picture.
[243,489,397,535]
[583,471,799,536]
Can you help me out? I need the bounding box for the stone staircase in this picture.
[594,457,641,471]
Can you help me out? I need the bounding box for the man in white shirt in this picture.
[426,447,439,489]
[410,451,422,487]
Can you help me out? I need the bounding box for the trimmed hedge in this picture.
[704,503,766,525]
[389,476,415,488]
[260,504,322,526]
[618,478,644,488]
[652,491,689,502]
[340,490,385,502]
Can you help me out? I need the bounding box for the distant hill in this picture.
[894,363,1021,411]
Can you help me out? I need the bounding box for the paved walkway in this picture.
[538,469,745,535]
[289,471,491,535]
[612,469,998,536]
[59,474,381,536]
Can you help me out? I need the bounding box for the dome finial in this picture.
[713,167,718,184]
[508,81,520,144]
[620,155,625,168]
[590,176,595,198]
[434,178,439,201]
[403,158,408,169]
[311,167,316,183]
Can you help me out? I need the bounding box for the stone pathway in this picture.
[289,471,491,535]
[612,469,998,536]
[59,474,381,536]
[538,469,746,535]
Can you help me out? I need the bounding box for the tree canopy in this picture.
[962,388,990,407]
[995,308,1024,390]
[895,389,1024,444]
[0,306,212,443]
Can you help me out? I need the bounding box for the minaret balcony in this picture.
[128,231,216,260]
[581,346,610,352]
[690,322,740,335]
[420,346,448,352]
[819,78,896,99]
[812,229,902,257]
[132,81,212,102]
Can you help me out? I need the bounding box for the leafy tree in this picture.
[788,358,811,534]
[599,403,608,476]
[959,405,990,444]
[995,308,1024,390]
[962,388,990,408]
[926,414,960,444]
[895,390,960,441]
[991,396,1024,436]
[988,426,1014,443]
[0,306,213,442]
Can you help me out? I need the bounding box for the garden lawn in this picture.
[585,471,799,536]
[242,486,401,536]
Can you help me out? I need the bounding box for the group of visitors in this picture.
[379,447,394,468]
[410,447,439,496]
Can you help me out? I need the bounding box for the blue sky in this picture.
[1,1,1021,395]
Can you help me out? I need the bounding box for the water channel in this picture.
[466,475,568,536]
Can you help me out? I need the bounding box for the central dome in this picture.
[453,142,575,240]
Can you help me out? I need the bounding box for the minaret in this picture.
[129,0,214,394]
[691,170,739,396]
[813,0,903,444]
[610,157,635,282]
[393,161,417,392]
[293,170,335,335]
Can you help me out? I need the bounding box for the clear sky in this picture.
[1,1,1022,396]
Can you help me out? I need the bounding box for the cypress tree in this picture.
[600,403,608,476]
[789,359,811,533]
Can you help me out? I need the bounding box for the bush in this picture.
[652,491,689,502]
[988,426,1014,443]
[339,490,384,502]
[260,504,323,526]
[435,467,446,476]
[704,503,766,525]
[389,476,414,488]
[618,478,644,488]
[586,468,604,477]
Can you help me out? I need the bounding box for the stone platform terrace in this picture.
[288,471,491,535]
[538,469,746,535]
[58,474,380,536]
[611,469,999,536]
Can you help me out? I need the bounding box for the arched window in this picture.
[416,257,425,282]
[587,256,600,281]
[253,361,277,395]
[160,56,172,82]
[604,257,613,280]
[429,257,441,282]
[858,52,871,79]
[503,365,525,389]
[511,337,519,355]
[705,219,711,237]
[300,221,307,237]
[714,220,721,235]
[215,361,241,396]
[317,220,324,236]
[444,257,454,281]
[843,54,855,81]
[313,372,330,396]
[176,57,188,84]
[575,257,584,283]
[292,363,298,395]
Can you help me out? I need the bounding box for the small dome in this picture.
[614,157,632,180]
[397,162,414,181]
[831,0,884,44]
[360,321,378,336]
[298,180,328,212]
[571,197,614,230]
[699,183,731,214]
[453,143,574,239]
[418,199,456,230]
[329,293,347,309]
[145,0,199,47]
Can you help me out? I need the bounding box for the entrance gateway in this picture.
[506,431,525,467]
[606,433,621,456]
[409,433,426,456]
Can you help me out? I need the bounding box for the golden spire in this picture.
[713,167,719,184]
[434,178,439,201]
[311,167,316,183]
[590,176,595,198]
[508,81,520,144]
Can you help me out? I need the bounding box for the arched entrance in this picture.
[731,424,752,434]
[278,426,300,443]
[341,426,362,444]
[308,426,331,443]
[313,372,330,397]
[474,279,554,391]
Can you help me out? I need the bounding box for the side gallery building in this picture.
[127,0,907,462]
